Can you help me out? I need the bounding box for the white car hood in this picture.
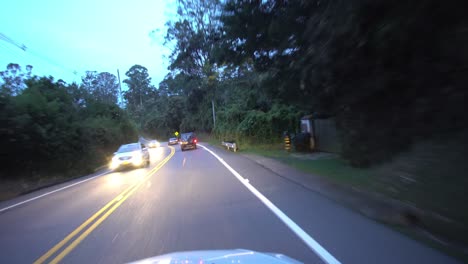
[129,249,302,264]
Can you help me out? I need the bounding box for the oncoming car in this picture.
[147,139,160,148]
[109,143,150,170]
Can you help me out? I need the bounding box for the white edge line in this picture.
[0,171,109,213]
[199,144,341,264]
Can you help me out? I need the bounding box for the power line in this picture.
[28,48,77,74]
[0,32,78,80]
[0,41,29,63]
[0,33,27,51]
[0,41,69,80]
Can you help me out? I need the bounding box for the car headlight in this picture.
[132,152,143,166]
[109,158,119,169]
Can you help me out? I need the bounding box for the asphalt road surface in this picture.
[0,144,459,263]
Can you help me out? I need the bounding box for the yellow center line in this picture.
[34,146,175,264]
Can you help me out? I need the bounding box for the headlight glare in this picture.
[109,159,119,169]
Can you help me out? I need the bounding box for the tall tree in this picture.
[164,0,222,77]
[0,63,33,95]
[81,71,98,91]
[95,72,119,104]
[123,65,154,125]
[81,71,119,105]
[160,0,224,132]
[218,1,313,108]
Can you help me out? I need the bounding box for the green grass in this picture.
[196,132,214,142]
[279,157,374,189]
[242,144,286,157]
[241,143,374,189]
[196,133,220,147]
[207,137,220,147]
[239,142,468,263]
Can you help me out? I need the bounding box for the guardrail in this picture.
[221,141,238,152]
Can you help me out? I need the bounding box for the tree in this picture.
[217,0,468,166]
[81,71,119,105]
[164,0,222,77]
[0,63,34,95]
[217,1,314,108]
[81,71,98,90]
[123,65,155,126]
[158,0,224,133]
[0,74,137,179]
[95,72,119,104]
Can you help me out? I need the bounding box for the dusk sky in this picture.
[0,0,176,87]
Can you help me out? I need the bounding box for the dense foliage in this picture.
[0,68,137,179]
[139,0,302,143]
[151,0,467,167]
[2,0,465,178]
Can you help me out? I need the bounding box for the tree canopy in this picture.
[81,71,120,105]
[0,63,34,95]
[0,66,137,179]
[151,0,468,167]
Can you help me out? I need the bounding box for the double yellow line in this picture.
[34,146,175,264]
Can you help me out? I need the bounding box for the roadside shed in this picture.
[301,114,341,153]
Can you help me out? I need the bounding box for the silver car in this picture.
[109,143,150,170]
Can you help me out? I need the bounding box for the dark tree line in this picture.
[2,0,465,180]
[0,64,137,179]
[149,0,467,167]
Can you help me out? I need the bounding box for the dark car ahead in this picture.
[180,132,197,151]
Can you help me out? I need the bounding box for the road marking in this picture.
[199,144,341,264]
[34,147,175,264]
[112,233,119,243]
[49,178,141,264]
[0,171,109,213]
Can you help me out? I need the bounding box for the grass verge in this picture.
[241,143,375,190]
[279,156,374,189]
[239,142,468,263]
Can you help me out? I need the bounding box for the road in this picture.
[0,144,459,264]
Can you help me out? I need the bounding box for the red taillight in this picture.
[194,139,197,143]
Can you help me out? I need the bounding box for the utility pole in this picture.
[212,100,216,128]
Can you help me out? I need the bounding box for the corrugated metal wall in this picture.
[313,118,341,153]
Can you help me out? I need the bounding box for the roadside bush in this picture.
[0,77,137,179]
[236,110,271,140]
[213,102,301,145]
